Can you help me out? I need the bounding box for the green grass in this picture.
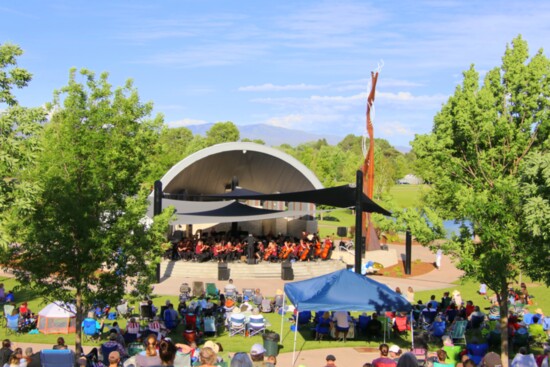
[387,184,427,209]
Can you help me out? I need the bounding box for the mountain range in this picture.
[185,123,411,153]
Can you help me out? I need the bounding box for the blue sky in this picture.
[2,1,550,147]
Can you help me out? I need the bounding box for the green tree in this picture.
[0,43,45,246]
[147,126,194,183]
[205,121,240,146]
[412,36,550,365]
[4,69,173,353]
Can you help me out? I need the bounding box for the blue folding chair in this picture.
[82,318,100,341]
[5,314,20,335]
[41,349,75,367]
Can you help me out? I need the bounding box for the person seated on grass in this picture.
[366,313,383,338]
[511,347,537,367]
[102,332,128,359]
[4,291,14,304]
[253,289,264,307]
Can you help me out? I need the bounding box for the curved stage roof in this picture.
[160,142,323,196]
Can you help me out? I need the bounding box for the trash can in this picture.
[262,332,280,357]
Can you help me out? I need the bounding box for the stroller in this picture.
[180,283,191,301]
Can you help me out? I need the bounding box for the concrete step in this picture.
[159,259,346,280]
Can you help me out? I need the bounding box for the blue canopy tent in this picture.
[282,269,411,365]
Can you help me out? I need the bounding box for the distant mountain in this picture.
[186,123,344,146]
[184,123,412,152]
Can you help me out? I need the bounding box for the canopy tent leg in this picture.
[410,310,414,349]
[280,293,285,341]
[292,310,299,367]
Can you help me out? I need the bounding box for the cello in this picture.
[314,240,322,258]
[299,243,310,261]
[321,238,332,260]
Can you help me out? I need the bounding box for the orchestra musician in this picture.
[225,241,234,262]
[279,241,293,260]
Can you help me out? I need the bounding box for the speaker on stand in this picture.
[218,262,230,281]
[281,262,294,280]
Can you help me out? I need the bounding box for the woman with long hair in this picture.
[158,340,178,366]
[135,334,161,367]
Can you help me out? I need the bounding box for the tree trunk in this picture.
[499,289,510,367]
[75,289,83,356]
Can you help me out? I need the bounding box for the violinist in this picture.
[234,242,244,261]
[225,241,234,262]
[213,242,223,263]
[255,241,265,262]
[176,240,186,260]
[196,240,211,262]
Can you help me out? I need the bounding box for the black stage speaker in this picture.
[218,262,230,281]
[281,262,294,280]
[337,226,347,237]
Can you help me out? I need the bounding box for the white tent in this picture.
[38,302,76,334]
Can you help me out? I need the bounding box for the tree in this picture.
[3,68,173,353]
[0,43,45,246]
[205,121,240,146]
[412,36,550,365]
[147,126,194,184]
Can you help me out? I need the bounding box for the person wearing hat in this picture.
[389,345,402,362]
[249,343,267,366]
[101,331,128,358]
[324,354,337,367]
[271,289,284,311]
[108,351,120,367]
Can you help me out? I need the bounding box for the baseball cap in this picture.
[326,354,336,361]
[389,345,401,353]
[482,352,502,367]
[108,351,120,363]
[250,343,266,355]
[204,340,220,354]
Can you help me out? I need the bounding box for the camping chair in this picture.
[469,315,485,329]
[394,315,410,335]
[430,320,446,340]
[139,304,153,324]
[466,342,488,365]
[450,320,468,345]
[82,318,100,342]
[315,317,331,340]
[248,314,266,337]
[358,315,371,336]
[412,348,428,367]
[192,281,205,298]
[420,310,437,330]
[228,314,246,337]
[512,328,530,350]
[185,313,197,330]
[116,302,133,319]
[2,304,14,326]
[224,287,237,300]
[101,344,119,366]
[297,311,312,326]
[242,288,254,300]
[40,349,75,367]
[206,283,219,300]
[5,313,20,335]
[522,312,535,325]
[180,283,191,301]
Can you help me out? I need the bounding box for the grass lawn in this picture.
[387,184,427,209]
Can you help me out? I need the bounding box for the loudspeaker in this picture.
[281,262,294,280]
[218,263,230,281]
[337,227,347,237]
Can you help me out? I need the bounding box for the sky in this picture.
[2,1,550,148]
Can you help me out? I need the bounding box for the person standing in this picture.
[372,344,397,367]
[435,249,442,270]
[0,340,12,366]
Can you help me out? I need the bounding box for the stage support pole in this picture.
[355,170,363,275]
[405,229,412,275]
[153,180,163,283]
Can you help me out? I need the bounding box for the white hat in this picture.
[389,345,401,353]
[204,340,220,354]
[250,343,266,355]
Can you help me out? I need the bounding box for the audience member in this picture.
[102,332,128,358]
[372,344,397,367]
[136,334,161,366]
[406,287,415,303]
[511,347,536,367]
[158,339,178,366]
[249,343,267,366]
[24,347,40,367]
[108,351,120,367]
[481,352,502,367]
[324,354,337,367]
[0,340,12,366]
[397,353,419,367]
[230,352,253,367]
[53,337,68,350]
[5,291,14,303]
[199,347,218,367]
[389,345,402,362]
[332,310,350,342]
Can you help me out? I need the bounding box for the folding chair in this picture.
[228,314,246,337]
[82,318,100,342]
[260,299,272,313]
[358,315,371,335]
[413,348,428,367]
[185,313,197,330]
[192,281,205,298]
[297,311,312,326]
[40,349,75,367]
[5,314,20,335]
[421,310,437,330]
[101,344,119,366]
[450,320,468,345]
[466,342,488,365]
[139,304,153,325]
[180,283,191,301]
[242,288,254,300]
[206,283,219,300]
[315,317,331,340]
[430,320,446,340]
[248,314,266,337]
[2,304,14,326]
[224,288,236,300]
[470,315,485,329]
[394,315,410,335]
[116,302,133,319]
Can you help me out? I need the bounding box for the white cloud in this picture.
[167,118,208,128]
[238,83,325,92]
[378,121,414,136]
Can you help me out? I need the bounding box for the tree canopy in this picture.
[3,68,173,352]
[412,35,550,364]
